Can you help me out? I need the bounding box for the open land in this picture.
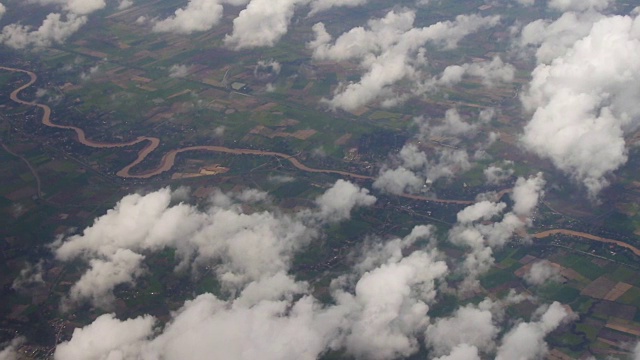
[0,1,639,359]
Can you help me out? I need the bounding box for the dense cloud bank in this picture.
[50,180,374,308]
[2,175,576,359]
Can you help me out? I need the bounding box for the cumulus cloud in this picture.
[0,337,23,360]
[153,0,224,34]
[374,109,495,195]
[518,11,605,64]
[496,302,574,360]
[66,249,145,309]
[373,165,424,195]
[511,173,545,217]
[426,303,497,356]
[0,3,5,19]
[168,64,190,78]
[524,260,562,286]
[54,221,448,360]
[254,59,281,79]
[336,250,448,359]
[117,0,133,9]
[308,10,501,111]
[315,179,376,222]
[438,56,515,87]
[52,181,375,308]
[11,261,45,292]
[456,201,507,224]
[27,0,106,15]
[52,188,307,306]
[307,0,367,16]
[547,0,611,12]
[520,13,640,197]
[54,314,155,360]
[224,0,305,50]
[449,173,545,291]
[484,162,514,185]
[433,344,481,360]
[0,13,87,49]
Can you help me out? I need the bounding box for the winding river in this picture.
[4,66,640,255]
[1,66,372,180]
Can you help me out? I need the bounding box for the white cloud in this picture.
[254,59,281,79]
[449,174,545,291]
[308,10,500,111]
[118,0,133,10]
[333,237,448,359]
[426,303,497,356]
[0,338,23,360]
[496,302,574,360]
[524,260,562,286]
[373,166,424,195]
[511,172,545,217]
[456,201,506,224]
[66,249,145,309]
[153,0,224,34]
[28,0,106,15]
[484,163,514,185]
[0,12,87,49]
[433,344,481,360]
[518,11,605,64]
[514,0,534,6]
[52,181,375,308]
[520,14,640,197]
[0,3,6,19]
[12,261,45,292]
[438,56,515,87]
[168,64,190,78]
[54,314,155,360]
[224,0,305,50]
[547,0,611,12]
[307,0,366,16]
[53,222,447,360]
[374,109,498,195]
[315,179,376,222]
[428,109,479,138]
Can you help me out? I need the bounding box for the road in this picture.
[1,142,42,198]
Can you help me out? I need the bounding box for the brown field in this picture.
[6,186,36,201]
[279,119,299,126]
[606,318,640,337]
[604,283,633,301]
[167,89,192,100]
[255,102,278,112]
[76,48,109,58]
[281,129,317,140]
[335,133,352,146]
[349,106,370,117]
[593,301,637,320]
[519,254,538,264]
[547,349,574,360]
[582,276,617,299]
